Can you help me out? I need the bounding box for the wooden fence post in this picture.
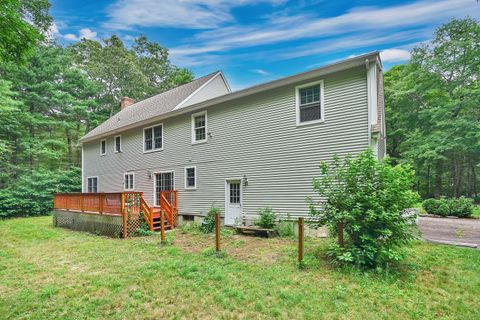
[298,217,304,264]
[80,194,84,212]
[338,222,344,247]
[122,193,127,239]
[215,213,221,253]
[99,193,104,214]
[160,210,166,243]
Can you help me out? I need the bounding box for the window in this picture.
[87,177,98,193]
[144,124,163,152]
[185,167,196,189]
[100,139,107,155]
[114,135,122,153]
[229,182,240,204]
[124,173,134,190]
[296,80,324,125]
[192,111,207,143]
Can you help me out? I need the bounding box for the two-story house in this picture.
[78,52,386,225]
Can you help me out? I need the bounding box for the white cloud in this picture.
[380,49,412,62]
[79,28,97,40]
[169,0,479,63]
[104,0,286,30]
[251,69,270,75]
[64,33,78,41]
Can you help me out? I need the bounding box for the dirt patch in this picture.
[172,231,297,265]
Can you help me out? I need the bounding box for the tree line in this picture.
[0,0,192,216]
[384,18,480,199]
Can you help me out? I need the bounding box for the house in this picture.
[77,52,386,226]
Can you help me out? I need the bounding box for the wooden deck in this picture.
[53,191,178,237]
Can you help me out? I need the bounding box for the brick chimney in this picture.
[120,97,135,110]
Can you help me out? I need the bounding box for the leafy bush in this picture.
[0,168,81,218]
[473,196,480,205]
[309,149,419,269]
[200,207,220,233]
[179,221,202,234]
[422,197,474,217]
[254,207,276,229]
[274,220,295,238]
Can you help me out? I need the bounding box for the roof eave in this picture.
[79,52,380,144]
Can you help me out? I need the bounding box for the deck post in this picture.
[298,217,304,264]
[160,210,166,243]
[122,193,127,239]
[99,193,104,214]
[215,213,221,253]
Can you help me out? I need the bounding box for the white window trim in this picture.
[184,166,197,190]
[114,135,122,153]
[153,170,175,207]
[100,139,107,156]
[295,79,325,126]
[191,110,208,144]
[143,124,164,153]
[124,172,135,191]
[86,176,99,193]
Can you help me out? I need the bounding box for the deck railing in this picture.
[53,191,178,237]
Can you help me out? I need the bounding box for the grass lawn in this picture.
[1,217,479,319]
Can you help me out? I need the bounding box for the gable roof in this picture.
[80,71,224,142]
[80,51,381,143]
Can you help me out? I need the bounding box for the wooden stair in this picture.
[151,208,173,231]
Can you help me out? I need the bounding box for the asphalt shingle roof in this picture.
[81,71,220,141]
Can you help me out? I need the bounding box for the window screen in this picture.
[144,125,162,151]
[185,167,196,188]
[298,84,322,123]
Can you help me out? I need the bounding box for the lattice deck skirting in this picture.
[53,210,127,238]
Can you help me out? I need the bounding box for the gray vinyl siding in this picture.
[82,66,369,220]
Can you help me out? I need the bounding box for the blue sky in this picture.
[49,0,480,90]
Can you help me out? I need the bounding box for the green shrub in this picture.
[0,168,81,218]
[473,196,480,205]
[422,197,473,217]
[254,207,276,229]
[275,219,295,238]
[309,149,419,269]
[200,207,220,233]
[179,221,201,234]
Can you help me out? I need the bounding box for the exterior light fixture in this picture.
[243,174,248,187]
[147,171,153,180]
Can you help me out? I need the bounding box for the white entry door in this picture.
[225,180,242,225]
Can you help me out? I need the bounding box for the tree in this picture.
[385,18,480,198]
[0,0,52,63]
[70,35,193,122]
[309,149,419,268]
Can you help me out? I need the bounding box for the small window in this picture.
[87,177,98,193]
[124,173,134,190]
[192,111,207,143]
[100,139,107,155]
[144,124,163,152]
[296,80,324,124]
[185,167,196,189]
[114,135,122,153]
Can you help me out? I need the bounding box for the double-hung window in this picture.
[144,124,163,152]
[87,177,98,193]
[191,111,207,143]
[100,139,107,155]
[185,167,196,189]
[124,173,134,190]
[296,80,324,125]
[114,135,122,153]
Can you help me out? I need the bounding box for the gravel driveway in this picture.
[417,216,480,248]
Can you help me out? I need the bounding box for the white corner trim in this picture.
[191,110,208,144]
[184,166,197,190]
[366,60,378,146]
[295,79,325,126]
[81,147,84,192]
[174,72,226,111]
